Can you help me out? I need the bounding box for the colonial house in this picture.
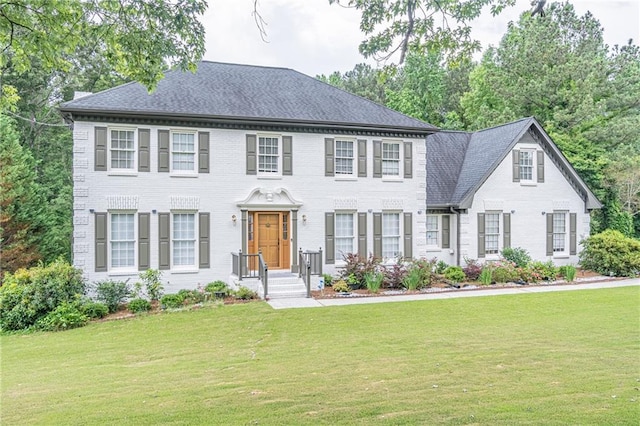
[424,117,601,267]
[59,61,435,296]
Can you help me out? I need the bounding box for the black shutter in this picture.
[95,213,108,271]
[283,135,293,175]
[138,213,150,270]
[138,129,150,172]
[325,213,335,264]
[158,130,170,172]
[95,127,107,171]
[198,132,210,173]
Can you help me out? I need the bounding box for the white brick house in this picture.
[60,62,435,294]
[425,118,601,266]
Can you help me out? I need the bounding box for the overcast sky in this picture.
[201,0,640,76]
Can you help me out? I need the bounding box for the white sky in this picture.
[202,0,640,76]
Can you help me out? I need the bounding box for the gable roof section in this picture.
[427,117,601,210]
[60,61,435,135]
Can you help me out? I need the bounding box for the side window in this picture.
[335,140,354,176]
[426,215,439,246]
[110,129,135,170]
[519,150,534,181]
[173,213,196,267]
[171,132,196,172]
[335,213,355,257]
[258,136,280,174]
[382,142,400,176]
[485,212,500,255]
[110,213,135,269]
[382,212,400,258]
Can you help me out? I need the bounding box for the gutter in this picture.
[450,206,461,266]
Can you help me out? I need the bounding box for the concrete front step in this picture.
[267,276,309,299]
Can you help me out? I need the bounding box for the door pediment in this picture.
[237,187,302,210]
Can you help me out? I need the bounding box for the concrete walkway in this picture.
[267,277,640,309]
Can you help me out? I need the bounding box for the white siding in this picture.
[73,121,427,292]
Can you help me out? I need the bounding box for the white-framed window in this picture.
[171,131,196,172]
[553,212,567,253]
[426,215,439,246]
[110,129,135,170]
[519,150,534,181]
[173,213,196,267]
[258,136,280,174]
[110,213,135,269]
[382,212,401,258]
[335,213,355,256]
[485,212,500,255]
[335,139,354,175]
[382,142,400,176]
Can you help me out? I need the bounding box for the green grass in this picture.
[2,287,639,425]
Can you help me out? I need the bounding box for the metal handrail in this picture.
[258,252,268,299]
[298,248,323,298]
[232,250,269,298]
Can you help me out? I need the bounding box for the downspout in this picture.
[450,206,461,266]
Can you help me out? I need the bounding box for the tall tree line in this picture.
[320,2,640,238]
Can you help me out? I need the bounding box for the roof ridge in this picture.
[473,117,533,134]
[199,60,294,72]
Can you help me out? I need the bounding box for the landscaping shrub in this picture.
[402,259,435,290]
[134,269,164,301]
[322,274,334,287]
[558,265,577,282]
[501,247,531,268]
[383,262,407,288]
[579,230,640,277]
[177,289,206,305]
[529,261,558,281]
[95,280,131,313]
[462,258,483,281]
[81,301,109,319]
[332,280,349,293]
[0,260,86,331]
[479,268,493,285]
[516,267,540,283]
[36,302,88,332]
[128,298,152,313]
[435,260,448,275]
[364,272,384,293]
[444,266,466,283]
[160,294,185,309]
[340,253,380,288]
[490,260,519,283]
[234,286,258,300]
[205,280,231,297]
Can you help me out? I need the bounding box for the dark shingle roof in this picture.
[60,61,435,132]
[427,118,534,207]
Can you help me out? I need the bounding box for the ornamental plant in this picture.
[444,266,466,283]
[579,230,640,277]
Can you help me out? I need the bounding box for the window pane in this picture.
[172,133,195,171]
[485,213,500,254]
[519,151,533,181]
[110,214,134,268]
[382,143,400,176]
[553,213,566,252]
[335,140,354,175]
[173,214,195,266]
[110,130,134,169]
[426,216,438,246]
[258,137,279,173]
[335,214,354,256]
[382,213,400,257]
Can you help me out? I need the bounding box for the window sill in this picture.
[553,254,570,259]
[171,268,199,274]
[519,181,537,187]
[108,171,138,177]
[425,247,442,253]
[170,173,198,178]
[334,176,357,181]
[382,177,403,183]
[257,175,283,180]
[108,270,137,277]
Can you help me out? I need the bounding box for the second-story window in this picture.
[382,142,400,176]
[258,136,279,174]
[335,139,354,175]
[519,150,534,181]
[110,130,135,170]
[172,132,195,172]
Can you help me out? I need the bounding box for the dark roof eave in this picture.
[58,108,436,136]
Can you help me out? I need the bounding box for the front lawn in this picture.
[2,287,638,424]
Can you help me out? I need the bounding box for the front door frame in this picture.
[248,211,290,270]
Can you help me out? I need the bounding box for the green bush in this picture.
[81,301,109,319]
[332,280,350,293]
[435,260,449,274]
[558,265,577,282]
[234,286,258,300]
[128,298,152,313]
[529,261,558,281]
[177,289,206,305]
[364,272,384,293]
[491,261,519,283]
[0,260,86,331]
[322,274,334,287]
[462,258,483,281]
[205,280,230,296]
[444,266,466,283]
[501,247,532,268]
[135,269,164,301]
[479,268,493,285]
[579,230,640,277]
[95,280,131,313]
[401,258,436,290]
[36,302,88,332]
[340,253,380,289]
[160,293,185,309]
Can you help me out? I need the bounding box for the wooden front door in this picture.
[249,212,290,270]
